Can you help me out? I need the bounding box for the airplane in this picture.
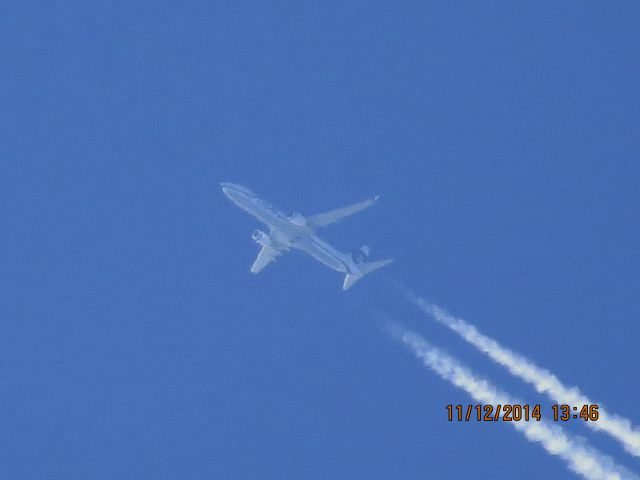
[221,182,393,290]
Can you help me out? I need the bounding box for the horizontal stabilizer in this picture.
[342,258,393,290]
[360,258,393,275]
[309,195,380,228]
[342,273,363,290]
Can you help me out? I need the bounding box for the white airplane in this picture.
[221,182,393,290]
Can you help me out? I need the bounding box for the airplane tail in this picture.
[342,258,393,290]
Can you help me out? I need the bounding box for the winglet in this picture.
[309,195,380,228]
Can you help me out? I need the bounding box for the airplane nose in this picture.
[220,182,247,203]
[220,182,256,204]
[220,182,235,196]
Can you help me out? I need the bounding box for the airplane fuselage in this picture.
[221,182,358,274]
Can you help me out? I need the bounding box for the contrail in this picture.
[401,287,640,458]
[391,325,638,480]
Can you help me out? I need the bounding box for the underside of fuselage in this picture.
[221,182,392,289]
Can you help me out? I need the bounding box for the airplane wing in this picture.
[308,195,380,227]
[250,245,280,273]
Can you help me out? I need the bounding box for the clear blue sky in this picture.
[3,2,639,478]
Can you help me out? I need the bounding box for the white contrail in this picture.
[392,326,638,480]
[402,289,640,458]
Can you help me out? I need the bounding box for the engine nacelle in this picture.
[252,229,273,247]
[287,211,311,227]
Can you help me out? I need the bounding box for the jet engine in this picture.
[252,229,273,247]
[287,211,311,227]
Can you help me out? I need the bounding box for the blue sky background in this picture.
[3,2,639,478]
